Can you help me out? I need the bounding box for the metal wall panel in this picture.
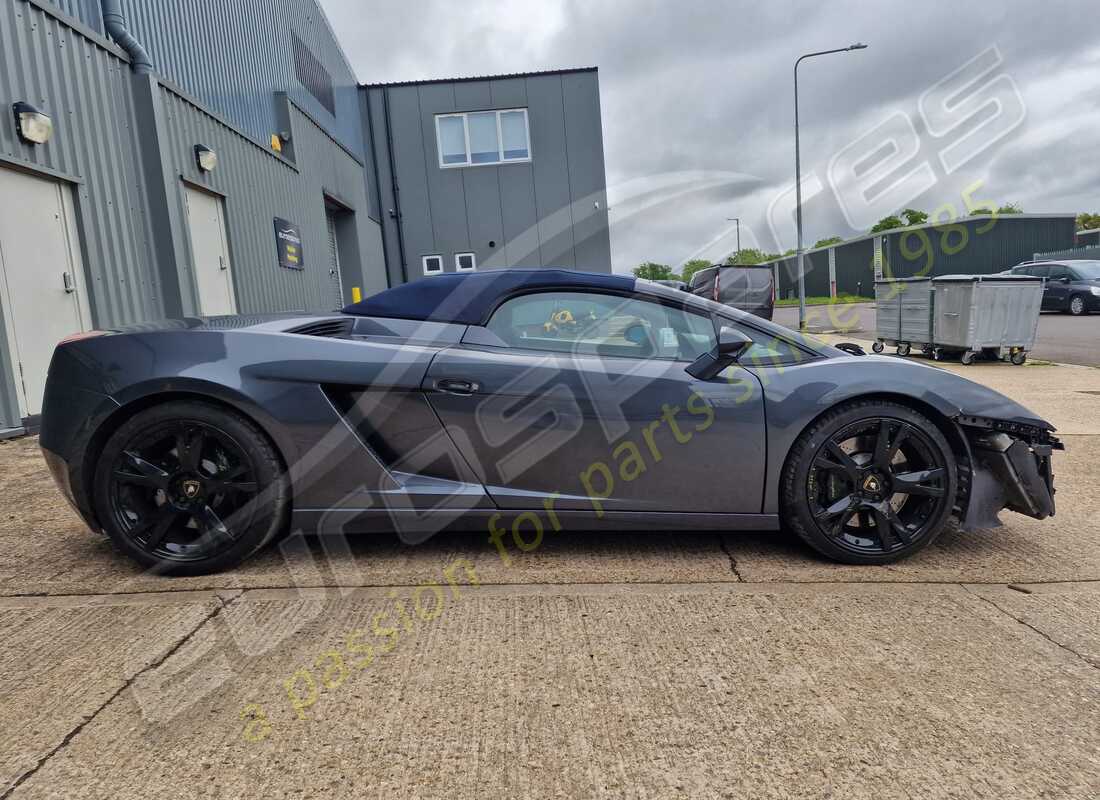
[42,0,102,29]
[1,0,161,328]
[55,0,365,157]
[771,217,1076,299]
[561,71,612,271]
[367,70,612,282]
[526,74,576,268]
[157,84,385,315]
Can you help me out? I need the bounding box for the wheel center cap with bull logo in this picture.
[182,479,202,499]
[862,474,885,496]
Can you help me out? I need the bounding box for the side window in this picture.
[1028,265,1050,279]
[1046,266,1069,281]
[484,292,716,361]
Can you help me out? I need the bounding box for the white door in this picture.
[183,185,237,316]
[326,211,344,307]
[0,167,92,418]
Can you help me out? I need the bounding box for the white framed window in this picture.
[455,252,477,272]
[435,109,531,168]
[422,255,444,275]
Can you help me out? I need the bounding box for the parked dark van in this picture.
[689,264,775,320]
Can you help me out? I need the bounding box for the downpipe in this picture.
[101,0,153,74]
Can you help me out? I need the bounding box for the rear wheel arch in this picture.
[82,391,292,523]
[90,398,290,574]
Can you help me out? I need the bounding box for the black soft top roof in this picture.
[341,269,636,325]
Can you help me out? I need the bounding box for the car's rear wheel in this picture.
[1068,294,1087,316]
[781,400,957,564]
[93,401,288,575]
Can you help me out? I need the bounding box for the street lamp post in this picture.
[725,217,741,260]
[794,42,867,331]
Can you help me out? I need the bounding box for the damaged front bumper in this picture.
[957,415,1062,530]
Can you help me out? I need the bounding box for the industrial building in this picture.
[0,0,611,434]
[767,214,1077,299]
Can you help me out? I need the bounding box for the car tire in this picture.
[780,399,957,565]
[93,400,289,575]
[1068,294,1087,316]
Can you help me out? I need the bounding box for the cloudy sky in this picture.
[322,0,1099,273]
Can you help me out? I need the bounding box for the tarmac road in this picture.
[774,302,1100,366]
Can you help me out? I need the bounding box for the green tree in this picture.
[725,248,778,265]
[679,259,712,283]
[901,208,928,226]
[1077,212,1100,231]
[633,262,677,281]
[813,236,843,248]
[870,215,904,233]
[996,203,1022,214]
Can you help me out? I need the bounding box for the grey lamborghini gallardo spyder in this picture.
[40,269,1059,574]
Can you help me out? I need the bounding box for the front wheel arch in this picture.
[779,397,960,563]
[779,392,972,523]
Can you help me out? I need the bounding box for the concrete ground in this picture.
[1,360,1098,798]
[774,302,1100,367]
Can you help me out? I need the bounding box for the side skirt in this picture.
[291,508,781,537]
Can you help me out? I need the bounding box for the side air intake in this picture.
[287,319,354,338]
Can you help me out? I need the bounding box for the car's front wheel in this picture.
[92,400,289,575]
[781,400,957,564]
[1068,294,1087,316]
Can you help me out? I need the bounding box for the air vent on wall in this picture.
[287,318,354,338]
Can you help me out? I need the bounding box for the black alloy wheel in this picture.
[93,401,288,574]
[782,400,957,564]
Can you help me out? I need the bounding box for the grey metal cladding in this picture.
[418,83,468,257]
[2,1,162,328]
[41,0,103,30]
[385,85,436,271]
[526,73,577,268]
[369,70,612,280]
[47,0,365,157]
[157,85,386,314]
[562,71,611,271]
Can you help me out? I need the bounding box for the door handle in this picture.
[435,378,479,396]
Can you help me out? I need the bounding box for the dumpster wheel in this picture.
[897,343,912,357]
[1011,350,1027,366]
[872,341,885,354]
[960,350,977,366]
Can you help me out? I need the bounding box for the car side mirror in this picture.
[1060,276,1072,283]
[717,326,752,356]
[686,326,752,380]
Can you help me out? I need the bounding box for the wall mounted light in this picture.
[194,144,218,172]
[13,102,53,145]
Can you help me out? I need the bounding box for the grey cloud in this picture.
[324,0,1099,270]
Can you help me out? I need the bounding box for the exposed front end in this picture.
[957,415,1061,529]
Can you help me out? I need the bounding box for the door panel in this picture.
[0,168,91,418]
[424,345,767,513]
[1044,266,1070,310]
[183,186,237,316]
